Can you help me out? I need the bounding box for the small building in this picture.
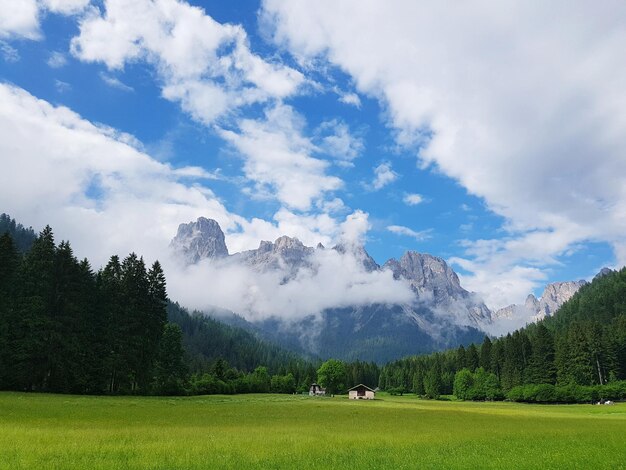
[309,383,326,396]
[348,384,375,400]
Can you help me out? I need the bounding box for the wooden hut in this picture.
[348,384,375,400]
[309,383,326,396]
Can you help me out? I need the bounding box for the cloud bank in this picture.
[167,247,414,322]
[0,83,414,325]
[262,0,626,308]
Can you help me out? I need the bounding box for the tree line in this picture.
[379,268,626,403]
[0,226,185,394]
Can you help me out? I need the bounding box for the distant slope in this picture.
[543,267,626,332]
[0,213,36,253]
[167,302,316,374]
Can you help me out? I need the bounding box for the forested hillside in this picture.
[380,268,626,402]
[0,213,36,253]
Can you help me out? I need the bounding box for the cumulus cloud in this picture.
[387,225,432,242]
[0,0,89,39]
[0,83,241,265]
[218,104,342,211]
[369,161,398,190]
[0,0,41,39]
[0,84,382,321]
[71,0,304,124]
[403,193,424,206]
[262,0,626,305]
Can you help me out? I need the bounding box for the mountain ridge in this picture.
[170,217,491,361]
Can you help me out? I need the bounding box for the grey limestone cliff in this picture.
[170,217,228,264]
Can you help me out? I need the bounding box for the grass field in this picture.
[1,392,625,469]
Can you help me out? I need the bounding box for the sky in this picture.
[0,0,624,311]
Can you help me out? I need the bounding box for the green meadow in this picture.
[1,392,625,469]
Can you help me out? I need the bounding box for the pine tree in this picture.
[525,324,556,384]
[0,233,20,388]
[466,343,479,372]
[490,340,505,380]
[479,337,492,372]
[14,226,56,390]
[456,345,467,370]
[565,322,594,385]
[423,365,442,399]
[153,323,187,395]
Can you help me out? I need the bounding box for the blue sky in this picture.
[0,0,624,309]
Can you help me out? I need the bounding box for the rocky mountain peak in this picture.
[332,242,380,272]
[274,235,305,251]
[382,251,491,324]
[524,293,539,309]
[494,279,587,323]
[535,280,586,319]
[594,267,615,280]
[170,217,229,264]
[386,252,462,291]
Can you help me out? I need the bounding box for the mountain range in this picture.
[169,217,601,362]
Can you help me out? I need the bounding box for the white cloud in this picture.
[218,104,342,211]
[42,0,90,15]
[71,0,304,124]
[47,51,67,68]
[317,119,364,166]
[387,225,432,242]
[403,193,424,206]
[339,92,361,108]
[99,72,134,92]
[0,0,89,39]
[0,0,40,39]
[0,83,241,266]
[370,161,398,190]
[262,0,626,304]
[0,40,19,62]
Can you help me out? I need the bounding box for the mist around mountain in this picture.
[168,217,493,362]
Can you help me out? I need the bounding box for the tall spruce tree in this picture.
[15,226,56,390]
[479,336,493,372]
[525,324,556,384]
[0,233,20,388]
[466,343,479,372]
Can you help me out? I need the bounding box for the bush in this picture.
[454,368,503,401]
[506,383,618,404]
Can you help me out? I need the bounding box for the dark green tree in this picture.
[0,233,20,388]
[153,323,187,395]
[466,343,479,372]
[423,365,442,399]
[525,324,556,384]
[479,336,493,372]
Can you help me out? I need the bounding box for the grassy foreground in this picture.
[1,392,625,469]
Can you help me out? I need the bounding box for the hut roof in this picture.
[348,384,375,392]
